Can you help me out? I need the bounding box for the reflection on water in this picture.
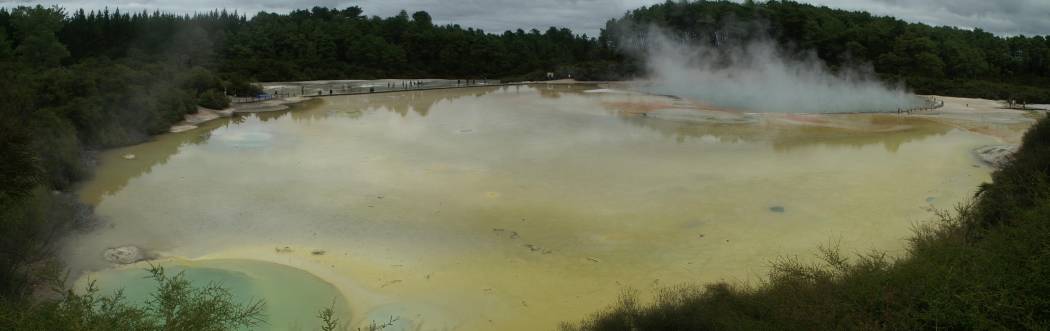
[68,85,1006,331]
[76,100,323,206]
[76,121,216,206]
[627,114,954,152]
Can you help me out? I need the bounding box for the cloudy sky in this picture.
[5,0,1050,36]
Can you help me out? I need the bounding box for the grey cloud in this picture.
[806,0,1050,36]
[4,0,1049,36]
[5,0,661,36]
[3,0,346,13]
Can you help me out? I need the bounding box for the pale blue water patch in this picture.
[213,130,274,149]
[82,259,349,331]
[204,114,306,151]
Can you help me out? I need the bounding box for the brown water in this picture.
[67,84,1007,330]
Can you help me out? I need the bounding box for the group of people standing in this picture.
[277,79,492,97]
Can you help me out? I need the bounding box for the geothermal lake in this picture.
[65,84,1024,330]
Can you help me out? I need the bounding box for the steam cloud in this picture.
[629,28,923,113]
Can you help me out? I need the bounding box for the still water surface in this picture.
[68,84,1001,330]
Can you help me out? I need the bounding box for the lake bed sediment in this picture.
[67,84,1036,330]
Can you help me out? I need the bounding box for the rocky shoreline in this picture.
[974,144,1018,168]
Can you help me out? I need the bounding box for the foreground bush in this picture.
[197,89,230,110]
[0,266,264,331]
[563,116,1050,331]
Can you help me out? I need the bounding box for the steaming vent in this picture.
[623,26,925,114]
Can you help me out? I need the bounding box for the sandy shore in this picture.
[170,106,230,133]
[912,95,1041,144]
[169,97,310,133]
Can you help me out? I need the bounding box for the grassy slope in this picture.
[563,116,1050,331]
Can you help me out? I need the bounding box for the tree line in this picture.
[0,5,255,330]
[47,6,609,82]
[6,1,1049,101]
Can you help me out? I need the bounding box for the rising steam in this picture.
[627,27,923,113]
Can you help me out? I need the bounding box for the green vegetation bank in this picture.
[564,113,1050,330]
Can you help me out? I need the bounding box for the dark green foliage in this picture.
[904,76,1050,105]
[9,6,68,68]
[0,5,239,327]
[0,107,38,202]
[197,89,229,110]
[0,189,68,300]
[563,115,1050,330]
[214,7,604,80]
[221,74,262,97]
[0,29,14,59]
[40,6,608,81]
[183,66,223,96]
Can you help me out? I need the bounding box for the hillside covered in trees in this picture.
[45,6,610,82]
[3,1,1046,101]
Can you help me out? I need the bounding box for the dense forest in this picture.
[3,1,1048,96]
[46,6,609,82]
[2,1,1050,329]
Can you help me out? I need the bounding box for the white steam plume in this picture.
[628,27,923,113]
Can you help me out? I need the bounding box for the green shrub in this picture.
[197,89,229,110]
[0,265,265,331]
[183,66,222,95]
[222,75,263,97]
